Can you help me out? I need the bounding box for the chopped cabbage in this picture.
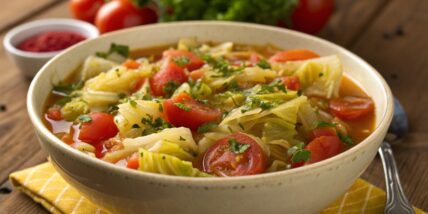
[82,90,119,108]
[114,100,162,136]
[84,64,153,93]
[138,149,211,177]
[235,66,276,84]
[294,55,342,98]
[148,140,194,161]
[103,127,197,163]
[266,160,287,172]
[61,99,89,121]
[80,56,118,81]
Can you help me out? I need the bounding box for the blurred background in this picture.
[0,0,427,212]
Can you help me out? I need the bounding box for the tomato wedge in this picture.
[122,59,140,69]
[269,49,319,63]
[163,50,205,71]
[329,96,375,120]
[150,61,188,97]
[305,136,343,164]
[78,112,118,145]
[281,76,301,91]
[46,106,62,121]
[202,133,268,176]
[126,153,139,169]
[163,93,221,130]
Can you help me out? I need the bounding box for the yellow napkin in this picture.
[9,162,425,214]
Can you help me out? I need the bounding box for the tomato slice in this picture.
[163,93,221,130]
[281,76,301,91]
[329,96,375,120]
[163,50,205,71]
[78,112,119,145]
[46,106,62,121]
[150,61,188,97]
[202,133,268,176]
[305,136,343,164]
[269,49,319,63]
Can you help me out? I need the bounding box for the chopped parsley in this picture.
[256,59,271,69]
[179,136,186,141]
[318,72,324,77]
[338,132,354,146]
[203,55,243,77]
[228,138,250,154]
[56,96,72,106]
[287,142,311,163]
[78,115,92,123]
[258,79,287,94]
[316,121,337,128]
[96,43,129,58]
[227,80,241,91]
[174,102,191,111]
[132,124,141,128]
[241,97,276,113]
[141,114,172,135]
[53,81,84,96]
[174,56,190,66]
[197,122,218,133]
[129,100,137,107]
[292,150,311,163]
[162,81,179,97]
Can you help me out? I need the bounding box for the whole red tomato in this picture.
[95,0,158,33]
[69,0,104,23]
[291,0,334,34]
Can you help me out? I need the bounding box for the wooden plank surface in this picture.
[0,0,428,213]
[349,0,428,209]
[0,0,62,33]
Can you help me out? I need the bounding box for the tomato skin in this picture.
[163,93,221,131]
[47,106,62,121]
[329,96,375,120]
[311,126,337,139]
[95,0,157,33]
[305,136,343,164]
[163,50,205,71]
[123,59,140,69]
[189,69,205,80]
[150,61,188,97]
[269,49,320,63]
[78,112,119,145]
[249,53,261,65]
[69,0,104,23]
[291,0,334,34]
[281,76,301,91]
[202,133,268,176]
[126,153,139,169]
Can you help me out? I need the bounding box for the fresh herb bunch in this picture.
[158,0,298,26]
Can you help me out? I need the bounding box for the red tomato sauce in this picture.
[17,31,86,52]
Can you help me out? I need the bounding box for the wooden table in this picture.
[0,0,427,213]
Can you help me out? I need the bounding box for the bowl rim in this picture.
[27,21,394,185]
[3,18,99,59]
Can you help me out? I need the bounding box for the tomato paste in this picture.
[17,31,86,52]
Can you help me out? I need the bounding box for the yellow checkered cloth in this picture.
[9,162,426,214]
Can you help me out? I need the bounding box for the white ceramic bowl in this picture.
[3,19,99,78]
[27,21,393,214]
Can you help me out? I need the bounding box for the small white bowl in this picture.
[3,19,99,78]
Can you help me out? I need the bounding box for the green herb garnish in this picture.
[129,100,137,107]
[256,59,271,69]
[316,121,336,128]
[79,115,92,123]
[338,132,354,146]
[179,136,186,141]
[174,56,190,66]
[96,43,129,58]
[174,102,191,111]
[228,138,250,154]
[197,122,218,133]
[288,142,311,163]
[53,81,84,96]
[162,81,179,97]
[141,114,172,136]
